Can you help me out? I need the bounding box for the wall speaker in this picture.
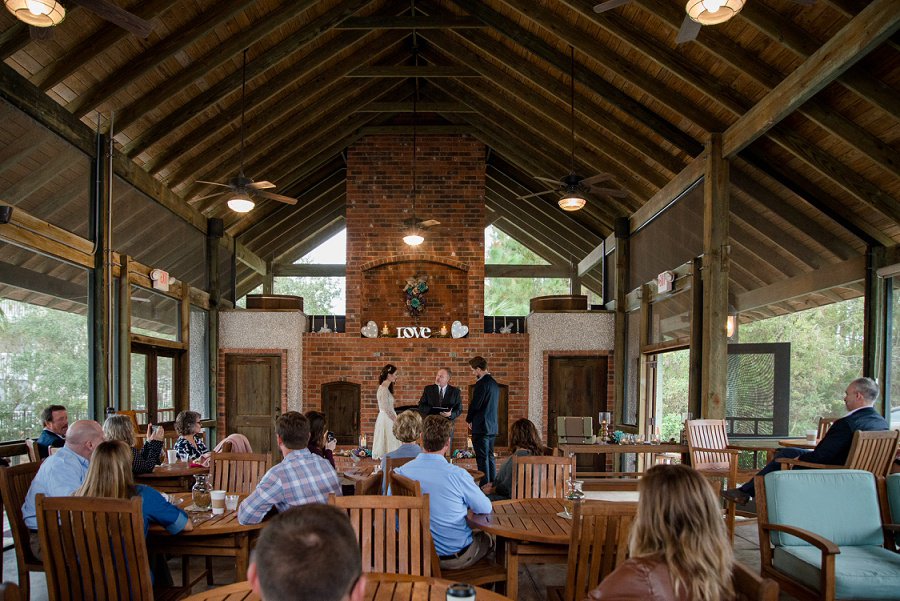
[207,217,224,239]
[614,216,629,239]
[0,205,12,224]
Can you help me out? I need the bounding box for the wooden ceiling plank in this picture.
[358,125,477,134]
[486,191,590,261]
[0,128,50,173]
[66,0,260,118]
[0,22,30,61]
[125,0,380,156]
[256,198,346,261]
[358,102,474,112]
[32,0,182,91]
[721,0,900,157]
[334,16,485,29]
[488,216,570,266]
[271,218,347,267]
[730,198,825,270]
[240,182,345,250]
[346,66,480,77]
[167,41,407,185]
[444,0,703,156]
[423,29,685,175]
[1,153,82,205]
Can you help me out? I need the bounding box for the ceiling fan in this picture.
[193,50,297,214]
[516,46,627,211]
[592,0,753,43]
[5,0,153,40]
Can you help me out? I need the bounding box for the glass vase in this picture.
[192,474,211,511]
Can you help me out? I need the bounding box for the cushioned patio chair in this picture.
[756,469,900,600]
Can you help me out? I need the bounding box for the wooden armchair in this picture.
[35,494,188,601]
[778,429,899,478]
[208,452,271,493]
[686,419,773,542]
[384,456,415,493]
[24,439,40,463]
[511,455,575,499]
[355,471,383,495]
[733,561,780,601]
[0,583,20,601]
[0,463,43,601]
[547,498,638,601]
[817,417,839,442]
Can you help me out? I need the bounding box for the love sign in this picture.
[396,326,431,338]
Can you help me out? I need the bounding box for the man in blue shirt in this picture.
[22,419,104,559]
[395,415,493,570]
[35,404,68,459]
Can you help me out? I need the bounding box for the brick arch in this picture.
[360,254,469,273]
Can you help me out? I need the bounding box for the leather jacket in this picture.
[583,557,691,601]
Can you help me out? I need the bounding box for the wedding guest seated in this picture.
[305,410,337,469]
[584,464,734,601]
[35,404,68,459]
[173,410,208,461]
[394,415,493,570]
[481,417,543,501]
[380,410,423,493]
[21,420,104,559]
[248,504,365,601]
[238,412,341,525]
[102,414,164,475]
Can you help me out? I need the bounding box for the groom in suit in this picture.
[466,356,499,485]
[418,368,462,421]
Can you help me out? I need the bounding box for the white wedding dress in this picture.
[372,384,401,459]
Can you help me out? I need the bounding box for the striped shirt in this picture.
[237,448,341,524]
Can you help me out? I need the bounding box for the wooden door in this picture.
[548,356,607,471]
[321,381,360,445]
[225,354,282,462]
[467,383,508,447]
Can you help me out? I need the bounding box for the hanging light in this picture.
[686,0,744,25]
[4,0,65,26]
[403,230,425,246]
[403,38,425,246]
[558,191,587,211]
[227,191,254,213]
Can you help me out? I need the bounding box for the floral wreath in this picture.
[403,274,428,319]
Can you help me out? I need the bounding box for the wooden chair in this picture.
[355,471,383,495]
[0,583,20,601]
[36,494,188,601]
[541,446,559,456]
[733,561,780,601]
[24,439,39,463]
[0,463,43,601]
[390,472,507,590]
[686,419,773,542]
[219,440,233,453]
[384,456,415,493]
[208,452,271,493]
[328,492,439,576]
[778,429,900,477]
[511,455,575,499]
[547,498,638,601]
[817,417,839,441]
[116,410,141,432]
[48,447,59,456]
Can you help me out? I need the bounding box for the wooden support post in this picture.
[263,260,274,294]
[569,260,581,295]
[207,225,220,443]
[613,218,630,427]
[91,133,111,421]
[118,255,131,410]
[179,279,191,417]
[701,134,729,420]
[638,283,651,441]
[689,257,703,420]
[863,245,886,411]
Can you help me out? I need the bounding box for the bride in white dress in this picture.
[372,364,402,459]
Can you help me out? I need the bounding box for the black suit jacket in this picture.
[418,384,462,420]
[466,373,499,436]
[804,406,889,466]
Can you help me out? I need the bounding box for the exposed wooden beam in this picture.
[272,218,347,268]
[235,243,266,275]
[273,264,346,277]
[267,203,346,263]
[577,243,605,278]
[358,124,477,134]
[629,156,705,235]
[0,201,94,268]
[736,255,866,313]
[0,22,30,61]
[335,16,485,29]
[485,264,570,278]
[357,102,475,112]
[346,66,480,77]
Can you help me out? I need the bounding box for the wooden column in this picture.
[638,283,651,439]
[91,132,111,421]
[207,222,220,439]
[688,257,703,420]
[263,260,274,294]
[569,260,581,295]
[864,245,886,412]
[613,217,630,426]
[179,279,191,416]
[117,255,131,410]
[701,133,729,420]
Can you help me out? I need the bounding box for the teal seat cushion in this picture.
[773,545,900,600]
[887,474,900,545]
[765,469,882,547]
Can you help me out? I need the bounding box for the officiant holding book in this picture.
[418,368,462,422]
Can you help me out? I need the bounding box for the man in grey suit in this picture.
[466,356,499,485]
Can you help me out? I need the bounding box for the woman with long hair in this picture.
[173,410,208,461]
[481,418,543,501]
[73,440,192,537]
[584,463,734,601]
[305,410,336,468]
[372,364,402,459]
[103,414,164,475]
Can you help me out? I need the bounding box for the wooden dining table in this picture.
[180,572,513,600]
[778,439,817,450]
[466,498,572,600]
[342,464,485,485]
[135,462,209,493]
[147,492,265,583]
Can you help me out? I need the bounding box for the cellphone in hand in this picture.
[326,431,336,443]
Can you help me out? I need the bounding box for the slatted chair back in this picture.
[385,456,415,492]
[355,471,383,495]
[817,417,839,441]
[562,499,637,601]
[219,440,233,453]
[0,463,43,600]
[328,492,440,577]
[511,455,575,499]
[36,495,154,601]
[542,446,558,456]
[845,429,899,477]
[0,582,20,601]
[24,439,40,463]
[685,419,732,471]
[209,452,271,493]
[49,447,60,456]
[732,561,780,601]
[390,471,421,498]
[115,411,141,432]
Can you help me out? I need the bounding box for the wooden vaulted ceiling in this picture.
[0,0,898,311]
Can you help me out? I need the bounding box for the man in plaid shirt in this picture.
[238,411,342,525]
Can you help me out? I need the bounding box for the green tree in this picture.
[273,257,343,314]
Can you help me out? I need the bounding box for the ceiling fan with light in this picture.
[593,0,749,43]
[5,0,153,39]
[193,50,297,214]
[516,46,627,211]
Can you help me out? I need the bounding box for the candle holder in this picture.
[598,412,611,443]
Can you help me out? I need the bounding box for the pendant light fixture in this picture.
[4,0,65,27]
[403,17,425,247]
[685,0,745,25]
[227,49,254,214]
[559,46,586,212]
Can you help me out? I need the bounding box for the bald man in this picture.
[22,419,104,559]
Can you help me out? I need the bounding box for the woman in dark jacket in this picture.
[305,410,336,468]
[481,418,543,501]
[102,414,165,475]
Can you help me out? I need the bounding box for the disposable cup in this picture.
[211,490,226,515]
[225,494,239,511]
[806,430,817,443]
[166,450,178,464]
